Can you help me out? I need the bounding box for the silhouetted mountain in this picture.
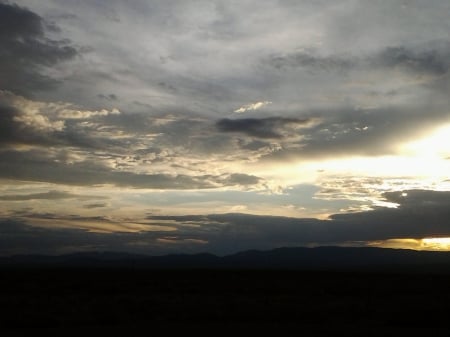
[223,246,450,271]
[1,246,450,271]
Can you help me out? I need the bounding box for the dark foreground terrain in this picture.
[1,268,449,336]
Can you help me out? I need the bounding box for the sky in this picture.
[1,0,450,256]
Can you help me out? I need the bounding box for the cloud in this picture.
[0,92,64,146]
[0,90,123,147]
[329,189,450,237]
[12,212,179,233]
[1,1,449,257]
[234,101,272,113]
[98,93,118,101]
[222,173,261,186]
[267,51,354,72]
[0,2,78,95]
[2,86,446,192]
[374,42,450,76]
[0,219,155,255]
[383,189,450,206]
[216,117,311,139]
[266,41,450,77]
[0,190,105,201]
[147,189,450,254]
[0,91,272,190]
[0,149,264,189]
[0,189,448,255]
[57,108,121,119]
[258,104,450,161]
[0,216,205,256]
[83,203,108,209]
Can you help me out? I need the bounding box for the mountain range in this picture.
[2,246,450,272]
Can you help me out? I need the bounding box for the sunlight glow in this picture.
[401,123,450,159]
[369,237,450,251]
[254,124,450,190]
[422,237,450,251]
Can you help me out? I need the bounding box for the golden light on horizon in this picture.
[370,237,450,251]
[421,237,450,251]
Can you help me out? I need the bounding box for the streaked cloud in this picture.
[0,190,106,201]
[216,117,311,139]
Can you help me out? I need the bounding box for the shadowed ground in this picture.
[0,269,449,336]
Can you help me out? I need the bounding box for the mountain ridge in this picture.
[2,246,450,272]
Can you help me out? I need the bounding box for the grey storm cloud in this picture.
[216,117,310,139]
[0,2,78,95]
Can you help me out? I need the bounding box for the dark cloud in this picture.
[0,104,23,144]
[148,190,450,253]
[216,117,310,139]
[83,203,108,209]
[0,219,145,256]
[98,93,118,101]
[267,51,354,72]
[0,216,201,256]
[222,173,261,186]
[383,189,450,206]
[265,41,450,77]
[330,189,450,239]
[0,3,78,95]
[376,43,450,76]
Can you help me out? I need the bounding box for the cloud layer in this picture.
[1,189,448,255]
[1,1,449,254]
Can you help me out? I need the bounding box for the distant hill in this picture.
[1,246,450,272]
